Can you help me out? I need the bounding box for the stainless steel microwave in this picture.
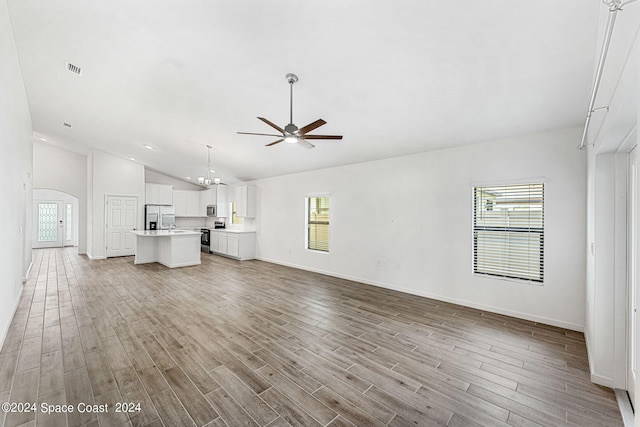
[206,205,217,217]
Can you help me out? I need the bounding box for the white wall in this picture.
[584,2,639,389]
[0,0,33,348]
[33,142,87,252]
[145,169,202,190]
[254,127,587,330]
[87,150,145,259]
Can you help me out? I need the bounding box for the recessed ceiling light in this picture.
[186,176,192,180]
[39,137,47,141]
[209,169,216,174]
[128,157,136,161]
[143,144,155,150]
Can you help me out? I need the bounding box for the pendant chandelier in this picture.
[197,145,214,187]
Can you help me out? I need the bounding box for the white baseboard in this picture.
[0,286,23,353]
[614,389,634,427]
[257,256,584,332]
[86,252,106,261]
[591,373,615,388]
[22,259,33,283]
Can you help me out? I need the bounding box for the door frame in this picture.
[628,143,638,409]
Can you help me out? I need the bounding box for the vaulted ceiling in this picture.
[8,0,599,184]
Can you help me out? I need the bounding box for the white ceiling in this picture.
[8,0,600,184]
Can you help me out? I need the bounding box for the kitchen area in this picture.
[132,180,256,268]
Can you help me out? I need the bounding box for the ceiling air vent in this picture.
[66,62,82,75]
[62,122,72,128]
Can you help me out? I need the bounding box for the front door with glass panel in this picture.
[33,200,64,248]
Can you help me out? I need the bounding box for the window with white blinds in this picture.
[306,196,330,252]
[473,183,544,283]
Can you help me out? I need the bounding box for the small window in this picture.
[473,183,544,283]
[306,196,330,252]
[230,201,243,225]
[66,203,73,242]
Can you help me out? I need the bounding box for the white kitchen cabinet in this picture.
[209,231,255,260]
[210,230,220,253]
[173,189,202,217]
[173,190,188,216]
[199,186,228,217]
[218,232,228,254]
[227,234,239,257]
[145,183,173,205]
[186,191,200,216]
[215,186,228,217]
[200,188,214,213]
[236,185,256,218]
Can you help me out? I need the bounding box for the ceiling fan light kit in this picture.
[237,73,343,149]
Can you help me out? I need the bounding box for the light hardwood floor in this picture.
[0,248,624,426]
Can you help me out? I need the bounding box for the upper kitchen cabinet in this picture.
[199,186,228,217]
[145,183,173,205]
[215,186,228,217]
[186,191,200,216]
[173,190,187,216]
[173,189,201,217]
[236,185,256,218]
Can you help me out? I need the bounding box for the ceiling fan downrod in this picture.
[285,73,299,138]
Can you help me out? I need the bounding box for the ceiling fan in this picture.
[237,73,343,149]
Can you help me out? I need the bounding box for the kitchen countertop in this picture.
[131,229,202,236]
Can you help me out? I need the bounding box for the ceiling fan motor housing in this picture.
[284,123,298,134]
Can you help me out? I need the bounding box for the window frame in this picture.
[305,195,330,253]
[471,182,545,285]
[230,201,243,225]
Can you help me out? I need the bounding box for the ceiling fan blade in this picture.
[258,117,284,134]
[298,119,327,135]
[298,139,315,149]
[237,132,283,137]
[266,139,284,147]
[302,135,343,140]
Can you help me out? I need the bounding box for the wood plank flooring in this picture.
[0,248,623,426]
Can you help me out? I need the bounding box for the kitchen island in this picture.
[131,230,201,268]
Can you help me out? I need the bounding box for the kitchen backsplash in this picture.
[175,217,206,228]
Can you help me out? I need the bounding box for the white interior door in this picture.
[629,144,638,409]
[33,200,64,248]
[106,195,138,258]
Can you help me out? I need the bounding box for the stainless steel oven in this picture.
[200,228,210,253]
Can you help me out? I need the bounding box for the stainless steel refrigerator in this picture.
[145,205,176,230]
